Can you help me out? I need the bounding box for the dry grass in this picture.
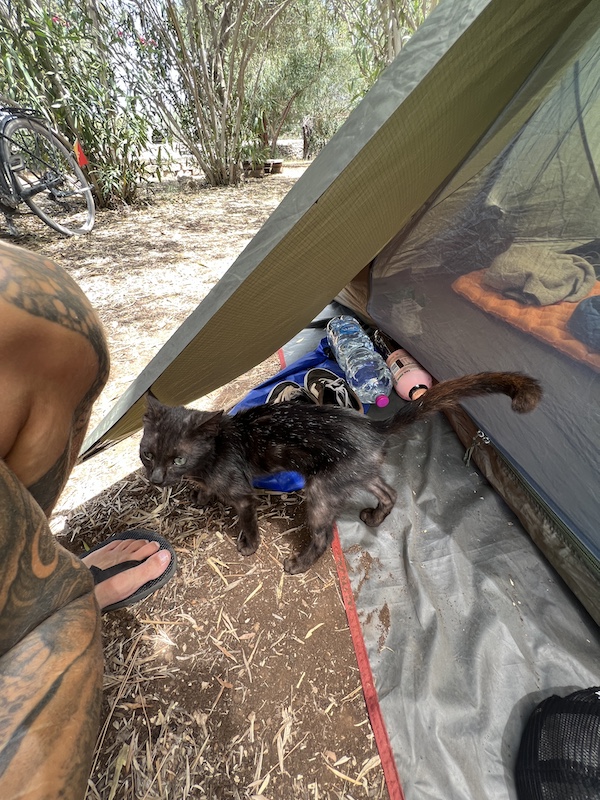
[60,476,387,799]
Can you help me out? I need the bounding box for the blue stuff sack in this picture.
[230,337,344,492]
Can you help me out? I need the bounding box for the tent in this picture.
[82,0,600,796]
[83,0,600,620]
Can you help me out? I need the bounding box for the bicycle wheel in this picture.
[2,117,95,235]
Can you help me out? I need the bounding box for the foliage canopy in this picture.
[0,0,438,195]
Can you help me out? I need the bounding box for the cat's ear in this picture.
[144,390,164,420]
[191,410,224,437]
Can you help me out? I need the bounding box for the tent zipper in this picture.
[463,429,490,466]
[464,428,600,581]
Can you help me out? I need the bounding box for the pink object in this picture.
[375,394,390,408]
[386,348,432,401]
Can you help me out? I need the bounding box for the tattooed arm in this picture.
[0,240,109,515]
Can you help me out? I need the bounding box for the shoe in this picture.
[303,368,364,413]
[266,380,318,405]
[82,529,177,613]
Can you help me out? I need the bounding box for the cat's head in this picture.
[140,392,224,487]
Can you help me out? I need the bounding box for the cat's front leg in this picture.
[231,494,260,556]
[284,484,336,574]
[190,481,213,507]
[284,524,332,574]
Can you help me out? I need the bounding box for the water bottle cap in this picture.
[375,395,390,408]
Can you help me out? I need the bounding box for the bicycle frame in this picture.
[0,108,66,202]
[0,105,95,236]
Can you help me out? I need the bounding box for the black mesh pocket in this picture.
[516,687,600,800]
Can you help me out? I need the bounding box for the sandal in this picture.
[82,529,177,613]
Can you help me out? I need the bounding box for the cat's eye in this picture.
[142,451,153,461]
[173,456,187,466]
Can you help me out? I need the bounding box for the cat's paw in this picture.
[360,507,386,527]
[191,487,212,507]
[283,555,309,575]
[237,533,259,556]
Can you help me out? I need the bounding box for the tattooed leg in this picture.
[0,242,175,797]
[0,460,103,800]
[0,242,109,799]
[0,240,110,516]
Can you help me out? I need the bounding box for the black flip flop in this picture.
[81,529,177,613]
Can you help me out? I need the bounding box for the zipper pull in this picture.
[464,429,490,466]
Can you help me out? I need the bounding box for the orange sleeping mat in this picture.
[452,269,600,372]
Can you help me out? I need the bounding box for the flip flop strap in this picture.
[89,559,146,585]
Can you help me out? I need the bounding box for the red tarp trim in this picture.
[331,527,405,800]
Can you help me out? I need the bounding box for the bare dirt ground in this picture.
[8,165,389,800]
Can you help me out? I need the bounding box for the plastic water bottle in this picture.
[373,330,432,401]
[326,316,392,407]
[326,316,372,370]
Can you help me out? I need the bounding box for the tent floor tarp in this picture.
[282,313,600,800]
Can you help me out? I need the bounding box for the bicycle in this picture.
[0,106,95,236]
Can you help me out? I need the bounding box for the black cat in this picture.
[140,372,541,574]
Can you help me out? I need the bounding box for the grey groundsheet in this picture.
[336,411,600,800]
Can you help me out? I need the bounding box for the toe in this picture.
[82,538,159,570]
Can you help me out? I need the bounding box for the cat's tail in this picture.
[375,372,542,434]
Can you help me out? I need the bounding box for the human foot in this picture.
[81,534,175,612]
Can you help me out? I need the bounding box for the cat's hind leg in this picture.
[360,474,397,527]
